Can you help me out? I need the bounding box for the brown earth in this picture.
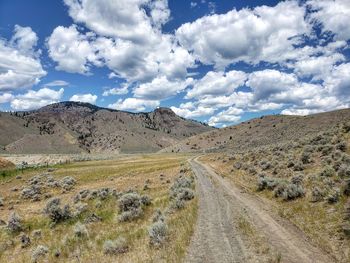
[0,102,212,154]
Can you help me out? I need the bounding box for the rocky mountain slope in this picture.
[162,108,350,153]
[0,102,212,154]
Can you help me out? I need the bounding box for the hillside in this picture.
[162,108,350,153]
[0,102,212,154]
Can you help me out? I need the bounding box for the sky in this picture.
[0,0,349,127]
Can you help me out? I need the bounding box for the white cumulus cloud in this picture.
[70,93,98,104]
[10,88,64,110]
[0,25,46,92]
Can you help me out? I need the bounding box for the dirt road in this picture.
[185,158,332,263]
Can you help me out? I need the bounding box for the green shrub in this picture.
[320,166,336,177]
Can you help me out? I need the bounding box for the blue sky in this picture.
[0,0,349,127]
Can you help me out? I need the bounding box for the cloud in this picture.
[293,53,345,80]
[102,84,129,96]
[10,25,39,55]
[108,98,159,111]
[281,96,348,116]
[208,107,243,126]
[70,93,98,104]
[133,76,193,100]
[10,88,64,110]
[171,104,215,118]
[47,27,194,83]
[176,1,310,68]
[47,25,100,74]
[0,25,46,92]
[308,0,350,41]
[44,80,69,87]
[324,62,350,98]
[0,93,14,104]
[246,69,299,101]
[63,0,169,43]
[186,70,247,99]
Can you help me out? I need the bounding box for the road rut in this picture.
[185,158,332,263]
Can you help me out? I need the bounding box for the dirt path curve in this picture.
[185,157,333,263]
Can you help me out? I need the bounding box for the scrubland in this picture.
[0,154,197,262]
[201,122,350,262]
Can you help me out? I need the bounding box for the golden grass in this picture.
[0,153,197,262]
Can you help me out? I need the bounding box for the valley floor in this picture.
[0,152,348,262]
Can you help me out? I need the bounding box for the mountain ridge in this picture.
[0,101,212,154]
[161,108,350,153]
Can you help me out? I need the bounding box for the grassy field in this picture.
[0,154,197,262]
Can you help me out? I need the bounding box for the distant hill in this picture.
[0,102,213,154]
[162,108,350,153]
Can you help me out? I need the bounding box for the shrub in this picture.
[60,176,76,191]
[301,151,312,164]
[274,182,288,198]
[7,212,22,232]
[291,174,303,185]
[336,141,347,152]
[103,237,128,255]
[287,160,295,168]
[43,198,71,224]
[172,187,194,201]
[274,183,305,201]
[327,189,340,204]
[169,175,194,210]
[31,245,48,263]
[320,166,335,177]
[257,177,281,191]
[149,221,167,247]
[342,154,350,164]
[260,160,272,170]
[342,122,350,133]
[321,145,334,156]
[140,195,152,206]
[282,184,305,201]
[20,233,31,248]
[118,193,143,222]
[311,187,326,202]
[342,179,350,196]
[118,193,141,212]
[338,164,350,178]
[332,150,343,161]
[293,162,304,171]
[170,198,185,210]
[171,176,193,189]
[73,222,88,238]
[21,185,42,201]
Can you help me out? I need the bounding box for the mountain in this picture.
[161,108,350,153]
[0,101,213,154]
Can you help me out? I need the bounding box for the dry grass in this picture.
[0,153,197,262]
